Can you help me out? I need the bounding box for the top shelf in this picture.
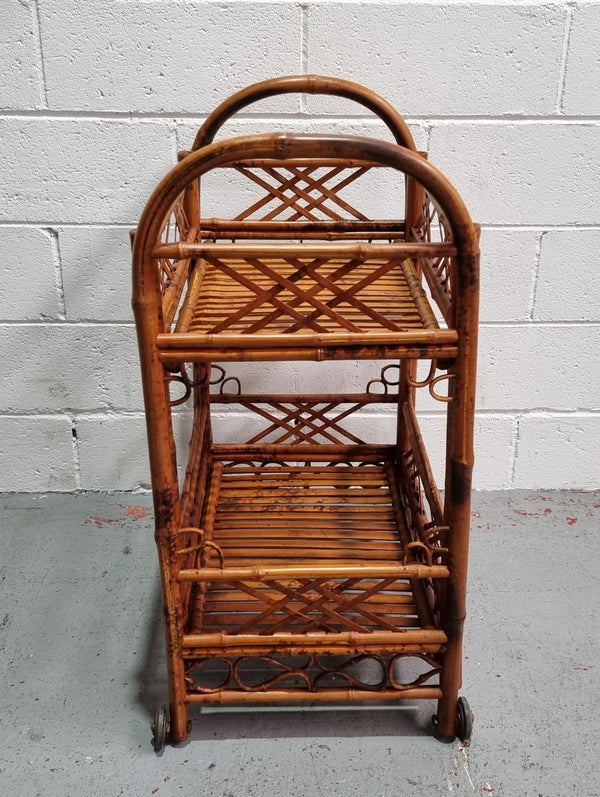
[155,241,458,363]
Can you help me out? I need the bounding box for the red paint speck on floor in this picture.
[125,505,150,519]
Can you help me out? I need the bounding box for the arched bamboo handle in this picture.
[192,75,416,151]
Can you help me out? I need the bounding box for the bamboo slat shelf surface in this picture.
[132,76,479,750]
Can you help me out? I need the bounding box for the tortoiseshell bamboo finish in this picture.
[132,77,479,745]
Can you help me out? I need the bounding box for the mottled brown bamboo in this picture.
[178,563,449,582]
[158,343,459,363]
[133,81,478,743]
[192,75,417,151]
[186,687,443,704]
[182,628,447,648]
[152,241,457,261]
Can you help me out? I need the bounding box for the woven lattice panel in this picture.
[213,461,402,565]
[185,254,436,335]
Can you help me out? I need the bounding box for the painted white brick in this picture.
[0,0,43,110]
[76,414,149,491]
[39,1,301,113]
[428,123,600,226]
[0,324,143,413]
[0,119,174,225]
[59,227,133,321]
[0,227,58,320]
[76,411,193,491]
[513,415,600,490]
[306,3,564,116]
[534,230,600,322]
[479,229,537,323]
[477,325,600,412]
[0,416,76,491]
[419,414,515,491]
[562,5,600,115]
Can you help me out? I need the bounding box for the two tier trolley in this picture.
[132,76,479,750]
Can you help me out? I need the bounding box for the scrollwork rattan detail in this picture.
[366,364,401,395]
[167,364,242,406]
[166,364,207,406]
[175,526,224,569]
[184,653,441,694]
[406,360,454,403]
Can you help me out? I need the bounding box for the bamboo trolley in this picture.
[132,76,479,751]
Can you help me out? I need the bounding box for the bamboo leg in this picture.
[133,292,190,743]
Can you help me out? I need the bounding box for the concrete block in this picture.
[0,227,58,320]
[513,414,600,490]
[0,119,174,224]
[306,3,564,116]
[0,415,76,491]
[0,324,143,413]
[419,413,515,491]
[76,411,194,491]
[479,229,538,323]
[534,230,600,322]
[76,414,149,491]
[0,0,43,110]
[39,1,302,112]
[428,123,600,226]
[477,325,600,412]
[562,5,600,115]
[59,227,133,321]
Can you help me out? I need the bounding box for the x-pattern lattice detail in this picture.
[242,400,366,445]
[203,253,402,334]
[235,165,371,221]
[231,577,402,635]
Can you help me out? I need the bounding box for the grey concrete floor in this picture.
[0,490,599,796]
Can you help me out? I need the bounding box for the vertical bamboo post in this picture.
[132,245,190,744]
[435,246,479,741]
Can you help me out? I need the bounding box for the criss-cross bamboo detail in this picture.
[133,76,479,748]
[233,164,372,222]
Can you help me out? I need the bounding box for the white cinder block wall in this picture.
[1,0,599,492]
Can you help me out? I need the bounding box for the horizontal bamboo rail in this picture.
[183,628,447,649]
[152,241,457,261]
[210,443,393,458]
[185,687,444,704]
[182,642,444,657]
[177,564,449,583]
[159,344,458,363]
[158,329,457,350]
[211,392,399,404]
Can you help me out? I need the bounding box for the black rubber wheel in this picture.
[455,696,474,742]
[151,705,170,754]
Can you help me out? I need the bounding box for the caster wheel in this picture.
[432,697,474,743]
[151,705,170,754]
[455,696,474,742]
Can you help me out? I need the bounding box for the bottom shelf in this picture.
[180,453,447,658]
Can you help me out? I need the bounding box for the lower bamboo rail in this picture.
[182,629,447,650]
[185,687,443,704]
[178,564,449,582]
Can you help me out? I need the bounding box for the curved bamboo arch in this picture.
[192,75,417,151]
[133,132,478,306]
